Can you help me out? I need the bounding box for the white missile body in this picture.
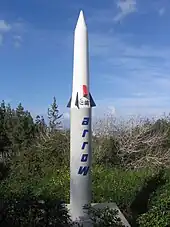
[67,10,96,222]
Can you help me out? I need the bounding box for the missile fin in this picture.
[67,98,72,108]
[75,92,79,109]
[89,93,96,107]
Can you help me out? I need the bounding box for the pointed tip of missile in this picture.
[79,10,84,19]
[75,10,87,30]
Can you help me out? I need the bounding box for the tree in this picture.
[35,115,47,134]
[0,100,12,164]
[11,103,35,150]
[47,97,63,133]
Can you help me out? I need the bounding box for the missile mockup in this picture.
[67,10,96,222]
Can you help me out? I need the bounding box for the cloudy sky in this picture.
[0,0,170,123]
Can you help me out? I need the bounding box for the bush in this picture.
[137,205,170,227]
[1,165,168,226]
[137,169,170,227]
[0,167,70,202]
[1,165,154,207]
[92,166,154,207]
[92,136,121,167]
[0,131,70,200]
[1,139,166,227]
[0,193,72,227]
[0,194,129,227]
[93,115,170,170]
[86,205,126,227]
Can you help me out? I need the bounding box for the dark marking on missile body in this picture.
[81,154,88,162]
[78,166,89,176]
[82,129,88,137]
[78,117,90,176]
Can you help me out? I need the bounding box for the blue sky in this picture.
[0,0,170,125]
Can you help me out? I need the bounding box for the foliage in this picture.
[48,96,63,132]
[92,165,154,207]
[35,115,47,134]
[0,166,168,226]
[1,99,170,226]
[92,136,121,167]
[137,169,170,227]
[0,193,73,227]
[0,101,36,165]
[1,135,70,201]
[86,205,126,227]
[0,194,131,227]
[137,205,170,227]
[0,162,155,223]
[93,114,170,169]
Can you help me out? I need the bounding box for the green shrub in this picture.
[2,166,154,207]
[86,205,126,227]
[1,145,162,227]
[137,169,170,227]
[137,205,170,227]
[92,136,121,167]
[1,164,155,206]
[0,167,70,202]
[92,166,154,207]
[0,194,128,227]
[0,193,73,227]
[0,131,70,200]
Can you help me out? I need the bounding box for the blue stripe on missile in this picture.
[81,154,88,162]
[82,129,88,137]
[82,117,89,125]
[82,142,88,149]
[78,117,90,175]
[78,166,89,176]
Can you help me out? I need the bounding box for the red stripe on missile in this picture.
[83,85,88,96]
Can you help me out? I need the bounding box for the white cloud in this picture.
[0,20,11,32]
[114,0,137,22]
[0,20,11,47]
[89,32,125,57]
[88,9,113,24]
[13,35,23,48]
[63,112,70,120]
[14,42,20,48]
[108,106,116,115]
[0,19,24,47]
[96,93,170,119]
[0,34,3,45]
[158,8,165,16]
[61,112,70,129]
[64,7,170,118]
[87,28,170,118]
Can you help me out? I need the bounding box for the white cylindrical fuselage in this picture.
[70,108,92,221]
[69,11,92,221]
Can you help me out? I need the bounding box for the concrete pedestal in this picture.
[66,203,131,227]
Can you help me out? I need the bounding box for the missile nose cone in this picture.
[75,10,87,30]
